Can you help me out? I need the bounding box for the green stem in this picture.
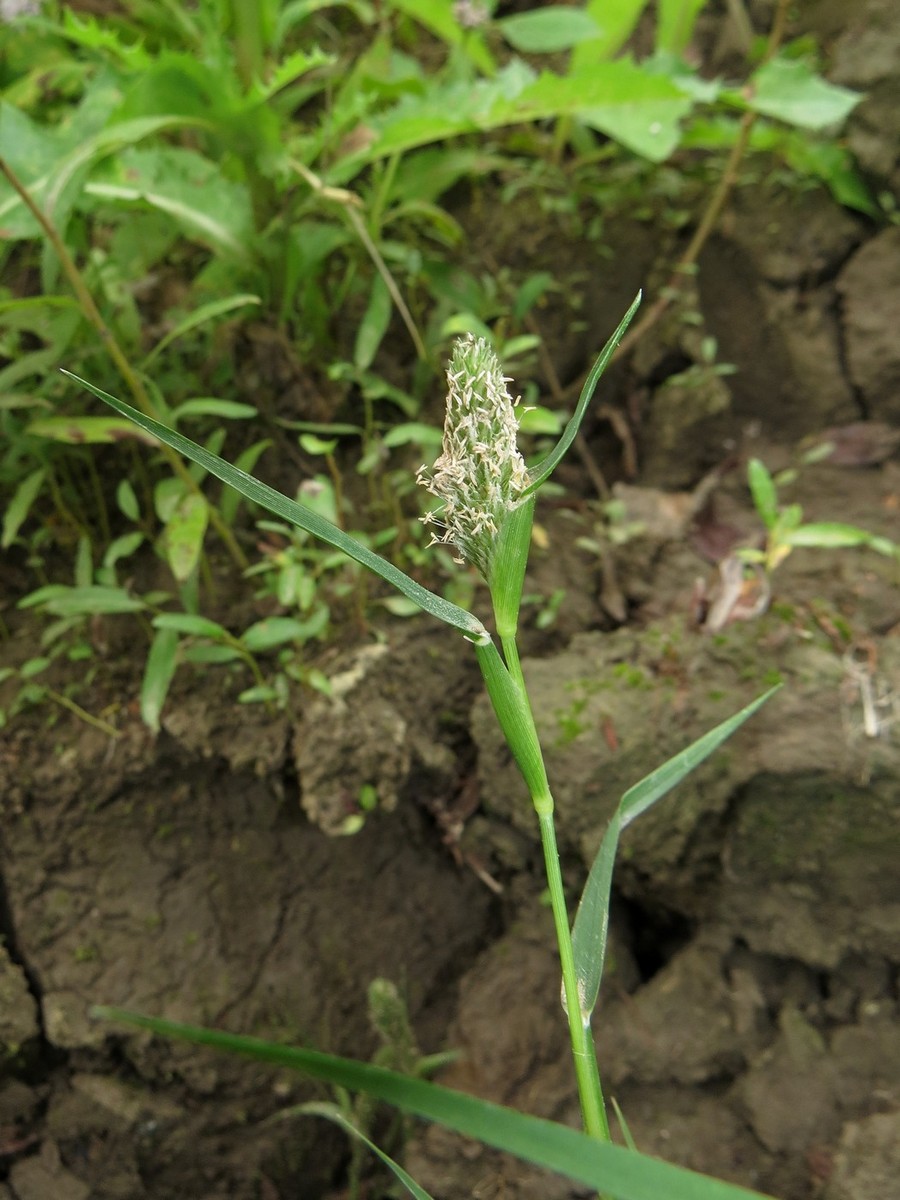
[500,632,525,691]
[536,806,610,1144]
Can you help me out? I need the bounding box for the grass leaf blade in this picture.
[572,687,779,1019]
[92,1007,774,1200]
[293,1102,435,1200]
[524,293,640,496]
[60,371,486,639]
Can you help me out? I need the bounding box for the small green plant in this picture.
[743,456,900,577]
[79,296,778,1199]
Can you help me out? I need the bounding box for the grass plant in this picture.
[76,297,778,1199]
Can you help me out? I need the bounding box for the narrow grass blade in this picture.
[524,293,640,496]
[140,627,179,734]
[572,687,779,1020]
[746,459,778,530]
[92,1007,774,1200]
[784,522,900,557]
[290,1102,434,1200]
[141,294,261,368]
[60,371,486,640]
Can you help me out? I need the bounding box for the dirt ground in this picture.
[2,3,900,1199]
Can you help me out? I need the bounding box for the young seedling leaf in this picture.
[92,1007,775,1200]
[152,613,230,640]
[784,522,900,557]
[142,294,261,368]
[2,466,46,548]
[140,627,179,734]
[571,686,778,1021]
[288,1102,435,1200]
[747,458,778,530]
[60,372,487,640]
[524,294,640,495]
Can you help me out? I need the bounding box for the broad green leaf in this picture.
[386,0,462,45]
[496,8,602,53]
[779,133,877,216]
[93,1007,774,1200]
[84,145,254,263]
[162,492,208,583]
[142,295,262,368]
[744,58,861,131]
[2,467,46,548]
[746,458,778,529]
[526,294,640,495]
[573,69,694,159]
[61,372,487,639]
[655,0,709,55]
[354,274,392,370]
[360,59,693,165]
[25,416,157,445]
[141,627,179,734]
[572,0,650,65]
[293,1102,434,1200]
[18,584,146,616]
[571,688,778,1021]
[152,613,231,640]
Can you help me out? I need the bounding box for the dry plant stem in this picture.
[0,157,248,571]
[46,688,121,737]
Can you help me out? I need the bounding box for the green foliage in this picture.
[93,1005,774,1200]
[743,457,900,576]
[82,300,777,1196]
[0,0,873,734]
